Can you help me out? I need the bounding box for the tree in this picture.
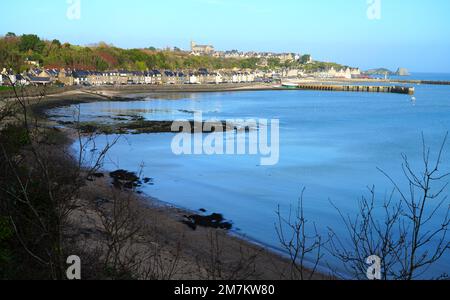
[51,39,62,48]
[5,32,16,39]
[267,58,281,69]
[135,61,147,71]
[19,34,45,53]
[275,188,325,280]
[329,134,450,280]
[300,54,312,64]
[27,52,43,64]
[0,39,24,72]
[239,58,260,69]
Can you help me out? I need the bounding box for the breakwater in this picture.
[398,80,450,85]
[283,84,415,95]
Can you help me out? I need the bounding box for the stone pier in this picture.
[289,84,414,95]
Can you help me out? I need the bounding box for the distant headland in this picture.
[363,67,411,76]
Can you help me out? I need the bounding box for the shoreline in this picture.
[28,79,418,117]
[0,83,275,101]
[29,87,331,280]
[1,77,422,104]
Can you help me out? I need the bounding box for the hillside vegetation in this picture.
[0,33,348,72]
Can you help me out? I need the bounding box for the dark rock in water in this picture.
[110,169,139,182]
[182,213,233,231]
[57,121,74,126]
[143,177,154,185]
[110,169,142,190]
[130,115,145,122]
[199,208,207,213]
[112,117,129,121]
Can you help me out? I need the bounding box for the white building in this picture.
[314,67,361,79]
[189,74,200,84]
[232,73,242,83]
[144,72,154,85]
[7,74,17,85]
[215,73,223,84]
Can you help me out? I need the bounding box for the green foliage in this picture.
[0,37,23,71]
[27,52,44,63]
[135,61,147,71]
[300,54,311,64]
[19,34,45,53]
[51,39,61,48]
[0,125,31,155]
[267,58,282,69]
[239,57,260,69]
[302,61,349,73]
[0,33,347,73]
[0,33,268,71]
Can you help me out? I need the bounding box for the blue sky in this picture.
[1,0,450,72]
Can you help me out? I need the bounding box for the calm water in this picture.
[50,81,450,278]
[376,72,450,81]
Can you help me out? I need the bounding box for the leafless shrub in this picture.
[91,186,183,280]
[139,224,182,280]
[1,80,185,280]
[0,94,16,124]
[328,134,450,280]
[0,80,118,279]
[196,230,260,280]
[275,188,325,280]
[95,188,143,278]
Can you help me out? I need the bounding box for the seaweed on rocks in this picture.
[182,213,233,231]
[110,169,142,190]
